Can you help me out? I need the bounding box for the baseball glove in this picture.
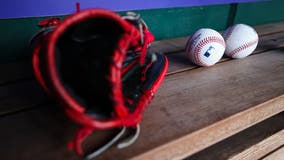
[31,8,168,159]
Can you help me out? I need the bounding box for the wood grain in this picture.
[0,50,282,160]
[0,104,80,160]
[96,50,284,160]
[131,96,284,160]
[188,113,284,160]
[254,21,284,36]
[0,80,49,116]
[228,129,284,160]
[262,146,284,160]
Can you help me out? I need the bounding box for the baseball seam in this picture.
[194,36,225,66]
[186,35,199,65]
[227,38,258,57]
[185,36,193,54]
[223,25,236,41]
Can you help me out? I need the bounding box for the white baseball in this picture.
[222,24,259,58]
[185,28,225,67]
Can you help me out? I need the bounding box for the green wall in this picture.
[235,0,284,25]
[134,5,230,40]
[0,0,283,63]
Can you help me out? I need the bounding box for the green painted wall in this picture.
[235,0,284,25]
[0,17,47,62]
[134,5,230,40]
[0,0,283,63]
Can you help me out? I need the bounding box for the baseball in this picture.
[222,24,259,58]
[185,28,225,67]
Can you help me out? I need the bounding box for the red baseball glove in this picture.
[31,8,168,159]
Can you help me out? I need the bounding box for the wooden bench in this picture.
[0,21,284,160]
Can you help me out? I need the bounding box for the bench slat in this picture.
[189,113,284,160]
[0,50,284,160]
[0,81,49,116]
[262,146,284,160]
[97,50,284,160]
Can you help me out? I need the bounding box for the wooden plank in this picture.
[96,50,284,160]
[0,104,80,160]
[262,146,284,160]
[1,50,283,160]
[150,37,188,54]
[0,80,49,116]
[188,113,284,160]
[228,129,284,160]
[131,96,284,160]
[0,97,282,160]
[253,21,284,36]
[0,61,32,85]
[0,103,129,160]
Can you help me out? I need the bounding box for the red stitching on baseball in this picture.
[185,35,193,52]
[223,25,236,41]
[194,36,225,66]
[186,35,198,64]
[228,38,258,57]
